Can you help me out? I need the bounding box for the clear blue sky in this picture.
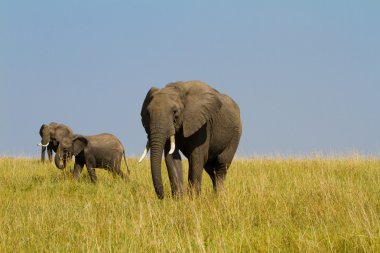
[1,1,379,157]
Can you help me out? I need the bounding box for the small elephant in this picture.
[38,122,73,167]
[55,133,130,182]
[139,81,242,199]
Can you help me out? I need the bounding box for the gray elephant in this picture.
[55,133,130,182]
[139,81,242,199]
[38,122,73,167]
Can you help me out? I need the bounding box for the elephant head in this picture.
[55,135,87,169]
[38,122,58,147]
[38,122,73,165]
[140,81,222,198]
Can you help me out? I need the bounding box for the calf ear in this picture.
[73,135,88,156]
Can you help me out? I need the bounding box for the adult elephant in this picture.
[38,122,73,168]
[139,81,242,199]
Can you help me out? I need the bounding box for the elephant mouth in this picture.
[138,135,175,163]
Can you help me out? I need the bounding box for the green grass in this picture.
[0,157,380,252]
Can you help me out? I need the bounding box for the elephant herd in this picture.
[38,125,129,183]
[38,81,242,199]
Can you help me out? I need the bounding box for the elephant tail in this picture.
[123,150,131,175]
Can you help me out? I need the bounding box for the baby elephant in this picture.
[56,133,130,182]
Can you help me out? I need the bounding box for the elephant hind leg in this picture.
[110,162,128,181]
[215,162,228,190]
[214,128,240,192]
[217,127,242,165]
[204,162,217,191]
[205,161,228,192]
[116,168,128,181]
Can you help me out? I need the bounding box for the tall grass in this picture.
[0,157,379,252]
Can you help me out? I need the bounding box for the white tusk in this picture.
[138,148,148,163]
[37,142,49,147]
[138,142,150,163]
[168,135,175,155]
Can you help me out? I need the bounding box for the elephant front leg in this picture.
[86,166,98,183]
[41,146,46,162]
[188,153,205,196]
[164,148,184,197]
[204,163,217,191]
[47,147,53,163]
[73,162,84,180]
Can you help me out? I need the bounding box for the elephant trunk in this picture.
[54,152,66,170]
[40,134,50,146]
[149,132,167,199]
[41,146,47,162]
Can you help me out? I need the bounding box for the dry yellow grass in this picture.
[0,157,379,252]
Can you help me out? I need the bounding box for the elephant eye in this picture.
[173,109,180,124]
[173,109,178,117]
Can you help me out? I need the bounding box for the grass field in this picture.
[0,157,379,252]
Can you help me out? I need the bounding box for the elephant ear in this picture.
[39,124,48,137]
[141,87,159,128]
[54,127,66,142]
[183,89,222,138]
[72,135,88,156]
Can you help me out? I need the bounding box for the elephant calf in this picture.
[56,133,130,182]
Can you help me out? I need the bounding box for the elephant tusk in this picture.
[138,148,148,163]
[37,142,49,147]
[138,142,150,163]
[169,135,175,155]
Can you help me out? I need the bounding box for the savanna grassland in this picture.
[0,157,380,252]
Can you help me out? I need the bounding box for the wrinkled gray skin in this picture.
[55,133,130,182]
[39,122,73,168]
[141,81,242,199]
